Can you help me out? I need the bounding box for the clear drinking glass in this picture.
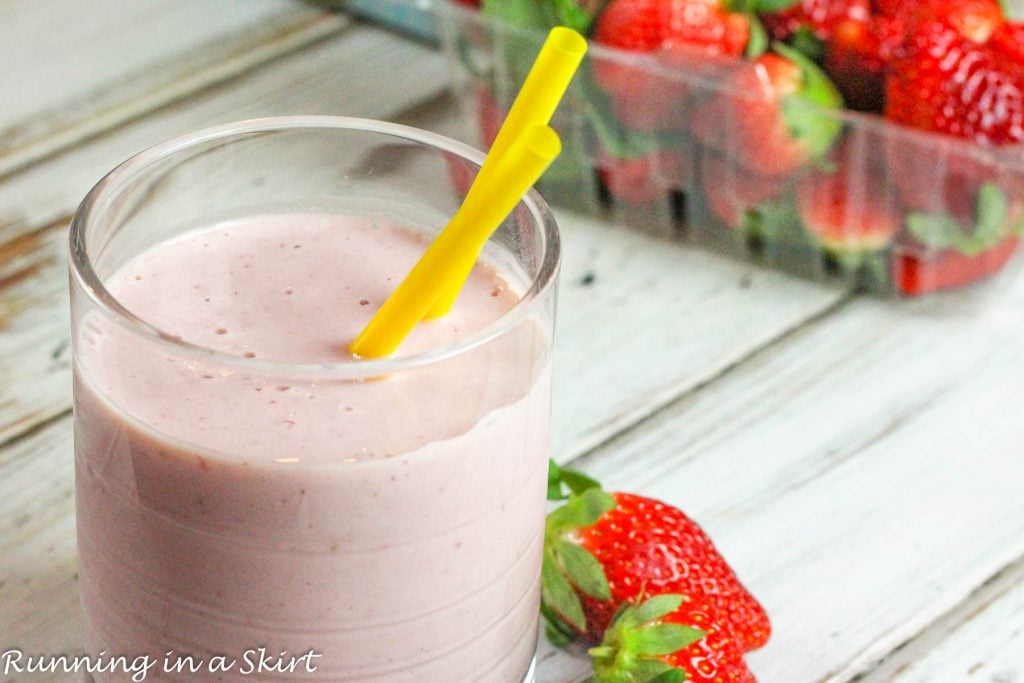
[69,117,559,682]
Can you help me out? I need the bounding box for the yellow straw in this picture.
[349,125,562,359]
[424,26,587,319]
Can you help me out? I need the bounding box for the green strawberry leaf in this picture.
[542,603,580,647]
[556,540,611,600]
[549,460,601,500]
[746,14,769,58]
[789,25,826,62]
[585,85,661,159]
[774,42,844,159]
[589,651,681,681]
[906,213,964,250]
[975,182,1010,247]
[727,0,801,11]
[546,486,617,534]
[633,624,707,656]
[560,466,602,495]
[749,0,802,11]
[618,659,680,681]
[631,594,685,625]
[649,671,687,683]
[742,195,808,244]
[548,459,568,501]
[907,183,1012,256]
[862,250,893,292]
[542,551,587,631]
[545,0,594,33]
[481,0,548,29]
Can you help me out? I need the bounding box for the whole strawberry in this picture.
[886,20,1023,134]
[701,153,787,230]
[877,0,1003,43]
[588,595,756,683]
[541,462,771,653]
[592,0,751,130]
[762,0,870,42]
[797,140,901,255]
[692,44,844,176]
[885,20,1024,213]
[895,183,1024,295]
[598,149,690,205]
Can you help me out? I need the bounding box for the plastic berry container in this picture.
[426,0,1024,297]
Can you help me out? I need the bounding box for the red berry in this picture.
[885,20,1024,214]
[762,0,870,42]
[702,153,786,229]
[593,0,749,130]
[894,236,1020,295]
[598,149,689,205]
[990,21,1024,63]
[554,489,771,651]
[797,142,901,253]
[692,48,843,176]
[663,607,757,683]
[877,0,1004,43]
[885,22,1024,146]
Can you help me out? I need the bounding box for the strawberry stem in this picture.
[588,595,705,683]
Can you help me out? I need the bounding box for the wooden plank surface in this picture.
[0,417,79,659]
[0,0,344,177]
[861,556,1024,682]
[541,272,1024,682]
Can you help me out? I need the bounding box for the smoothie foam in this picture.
[74,213,551,681]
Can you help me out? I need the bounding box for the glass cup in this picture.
[69,117,559,682]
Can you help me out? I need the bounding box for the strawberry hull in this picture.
[431,0,1024,297]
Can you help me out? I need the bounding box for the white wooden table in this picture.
[1,3,1022,681]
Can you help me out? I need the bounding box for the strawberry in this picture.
[594,0,750,60]
[885,20,1024,215]
[894,236,1020,295]
[541,462,771,653]
[877,0,1003,43]
[990,21,1024,63]
[885,24,1022,154]
[588,595,756,683]
[598,149,690,205]
[692,44,843,176]
[762,0,870,42]
[701,153,786,229]
[797,142,901,254]
[592,0,750,130]
[824,15,905,112]
[894,183,1024,294]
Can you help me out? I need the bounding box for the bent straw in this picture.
[349,125,562,359]
[424,26,587,320]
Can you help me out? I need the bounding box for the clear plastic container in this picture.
[429,0,1024,296]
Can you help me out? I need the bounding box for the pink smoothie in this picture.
[74,213,552,681]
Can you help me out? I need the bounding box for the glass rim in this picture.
[68,116,561,379]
